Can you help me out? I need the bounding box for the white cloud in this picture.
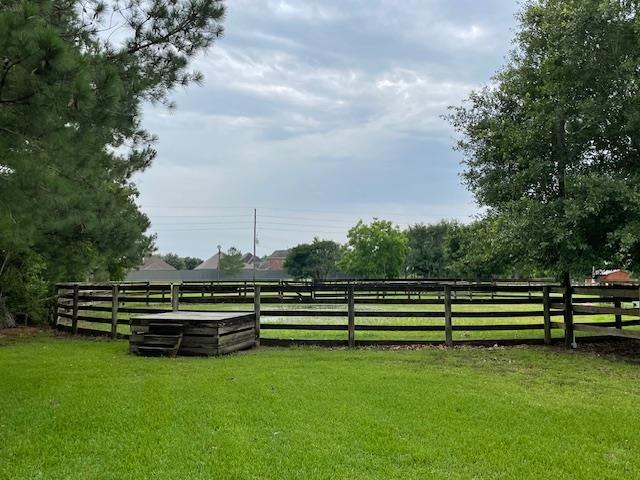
[136,0,519,256]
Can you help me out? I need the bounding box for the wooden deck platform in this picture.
[130,311,257,357]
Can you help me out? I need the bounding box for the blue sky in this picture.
[135,0,520,259]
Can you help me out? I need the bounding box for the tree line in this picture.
[284,217,550,281]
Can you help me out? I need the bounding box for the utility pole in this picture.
[217,244,221,282]
[253,208,257,284]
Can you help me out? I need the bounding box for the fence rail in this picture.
[54,280,640,347]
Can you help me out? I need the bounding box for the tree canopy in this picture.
[219,247,244,276]
[284,238,341,281]
[406,221,456,278]
[162,253,203,270]
[0,0,225,323]
[449,0,640,279]
[338,220,408,278]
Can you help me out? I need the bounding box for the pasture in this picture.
[1,332,640,479]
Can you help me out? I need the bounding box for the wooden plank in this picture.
[614,298,622,329]
[218,319,256,335]
[543,286,552,345]
[218,329,256,347]
[71,284,79,335]
[444,285,453,347]
[218,338,258,355]
[261,310,348,317]
[355,325,444,332]
[572,286,640,298]
[572,323,640,340]
[181,326,218,336]
[348,286,355,347]
[354,311,443,318]
[452,311,545,318]
[254,285,261,346]
[260,324,348,331]
[571,304,640,317]
[563,282,575,349]
[171,283,180,311]
[180,335,220,346]
[111,284,119,339]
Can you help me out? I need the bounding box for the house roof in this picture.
[139,255,177,271]
[593,269,626,277]
[242,253,260,264]
[194,252,226,270]
[268,249,290,259]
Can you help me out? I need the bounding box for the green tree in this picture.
[338,220,408,278]
[183,257,203,270]
[448,0,640,284]
[406,221,456,277]
[219,247,244,276]
[161,254,203,270]
[162,253,186,270]
[443,217,543,279]
[0,0,225,325]
[284,238,341,280]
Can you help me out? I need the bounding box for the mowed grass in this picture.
[2,332,640,479]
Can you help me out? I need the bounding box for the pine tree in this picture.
[0,0,225,324]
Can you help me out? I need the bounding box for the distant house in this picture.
[591,269,631,284]
[263,249,290,270]
[241,253,261,269]
[138,255,177,271]
[195,252,226,270]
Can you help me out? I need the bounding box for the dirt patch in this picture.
[574,339,640,363]
[0,326,50,338]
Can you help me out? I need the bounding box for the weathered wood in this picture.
[71,284,79,335]
[347,285,355,347]
[571,304,639,316]
[130,311,256,357]
[571,323,640,340]
[219,329,256,346]
[543,286,552,345]
[572,286,640,298]
[563,280,575,349]
[261,323,348,331]
[444,285,453,347]
[171,283,180,311]
[254,285,261,346]
[111,284,119,339]
[614,299,622,329]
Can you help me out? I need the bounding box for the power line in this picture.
[139,204,433,221]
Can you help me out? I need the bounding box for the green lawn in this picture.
[2,332,640,479]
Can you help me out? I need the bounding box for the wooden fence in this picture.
[54,280,640,347]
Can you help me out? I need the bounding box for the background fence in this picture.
[55,279,640,347]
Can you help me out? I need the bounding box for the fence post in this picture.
[543,286,552,345]
[254,285,261,346]
[444,284,453,347]
[348,285,355,347]
[563,278,575,349]
[111,284,119,339]
[145,281,150,306]
[171,283,180,311]
[613,298,622,330]
[71,284,79,335]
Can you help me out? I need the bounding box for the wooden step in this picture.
[130,330,183,357]
[133,345,178,356]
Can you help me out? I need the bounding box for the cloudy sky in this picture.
[136,0,520,260]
